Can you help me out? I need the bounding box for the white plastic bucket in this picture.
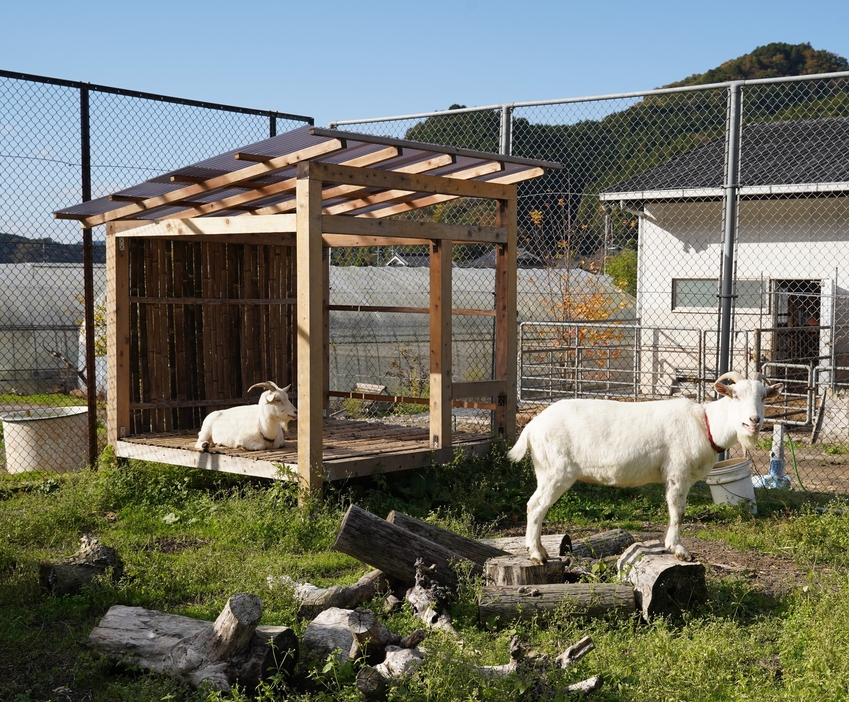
[1,406,88,474]
[705,458,757,514]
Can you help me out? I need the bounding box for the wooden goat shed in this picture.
[55,126,559,492]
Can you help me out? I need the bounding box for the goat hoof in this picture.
[668,544,693,561]
[200,442,210,452]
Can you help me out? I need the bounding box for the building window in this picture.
[672,278,765,310]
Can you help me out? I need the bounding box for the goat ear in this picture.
[715,380,734,398]
[766,383,783,398]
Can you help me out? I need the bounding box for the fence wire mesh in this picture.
[333,73,849,493]
[0,71,311,477]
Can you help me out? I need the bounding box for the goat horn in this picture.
[715,371,745,386]
[248,381,277,394]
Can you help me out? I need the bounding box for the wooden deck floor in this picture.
[115,418,491,481]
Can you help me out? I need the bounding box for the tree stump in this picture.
[333,504,475,588]
[387,511,508,566]
[483,555,568,586]
[302,607,357,665]
[479,583,635,625]
[348,607,400,663]
[88,593,297,691]
[617,540,707,620]
[39,535,123,596]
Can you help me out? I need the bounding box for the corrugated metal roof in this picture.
[55,126,560,227]
[602,117,849,198]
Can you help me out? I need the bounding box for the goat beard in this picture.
[737,430,759,456]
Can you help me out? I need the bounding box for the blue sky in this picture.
[4,0,849,128]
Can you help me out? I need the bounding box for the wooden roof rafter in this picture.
[54,126,561,228]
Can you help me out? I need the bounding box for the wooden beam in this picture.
[112,215,297,238]
[307,161,514,202]
[296,161,325,496]
[328,304,496,317]
[72,139,346,227]
[429,239,452,459]
[171,147,404,220]
[252,153,454,216]
[494,197,518,437]
[106,221,140,446]
[321,235,431,248]
[323,161,502,216]
[358,167,544,219]
[321,215,507,244]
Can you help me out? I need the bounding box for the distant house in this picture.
[600,117,849,390]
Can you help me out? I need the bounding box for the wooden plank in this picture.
[106,222,135,445]
[357,168,545,219]
[71,140,346,227]
[307,162,514,202]
[118,215,297,239]
[328,304,496,317]
[321,215,507,244]
[429,239,452,458]
[115,440,295,480]
[296,161,325,495]
[494,197,518,437]
[321,235,431,248]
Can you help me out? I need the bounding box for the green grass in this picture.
[0,393,87,406]
[3,445,849,700]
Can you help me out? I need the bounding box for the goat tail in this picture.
[507,426,530,463]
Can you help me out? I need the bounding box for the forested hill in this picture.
[664,42,848,88]
[402,43,849,262]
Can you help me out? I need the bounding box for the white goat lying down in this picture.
[196,381,297,451]
[508,372,781,562]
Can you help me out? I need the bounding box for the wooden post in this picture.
[429,238,452,460]
[494,197,518,437]
[296,161,325,496]
[106,221,135,445]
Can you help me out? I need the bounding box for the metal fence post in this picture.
[499,105,513,156]
[81,85,99,468]
[718,82,743,378]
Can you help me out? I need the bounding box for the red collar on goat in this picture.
[704,412,725,453]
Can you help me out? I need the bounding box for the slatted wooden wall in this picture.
[128,239,296,434]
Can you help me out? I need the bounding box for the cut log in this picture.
[479,533,572,558]
[39,535,123,596]
[88,594,297,691]
[348,607,400,662]
[484,555,568,586]
[333,504,475,588]
[571,529,635,559]
[301,607,356,665]
[274,569,391,620]
[617,541,707,620]
[356,665,389,701]
[479,583,635,625]
[387,510,508,566]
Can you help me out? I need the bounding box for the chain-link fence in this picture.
[331,71,849,493]
[0,70,311,477]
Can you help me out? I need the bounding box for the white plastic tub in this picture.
[1,406,88,474]
[705,458,757,514]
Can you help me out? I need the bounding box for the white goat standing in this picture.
[196,381,297,451]
[508,372,781,562]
